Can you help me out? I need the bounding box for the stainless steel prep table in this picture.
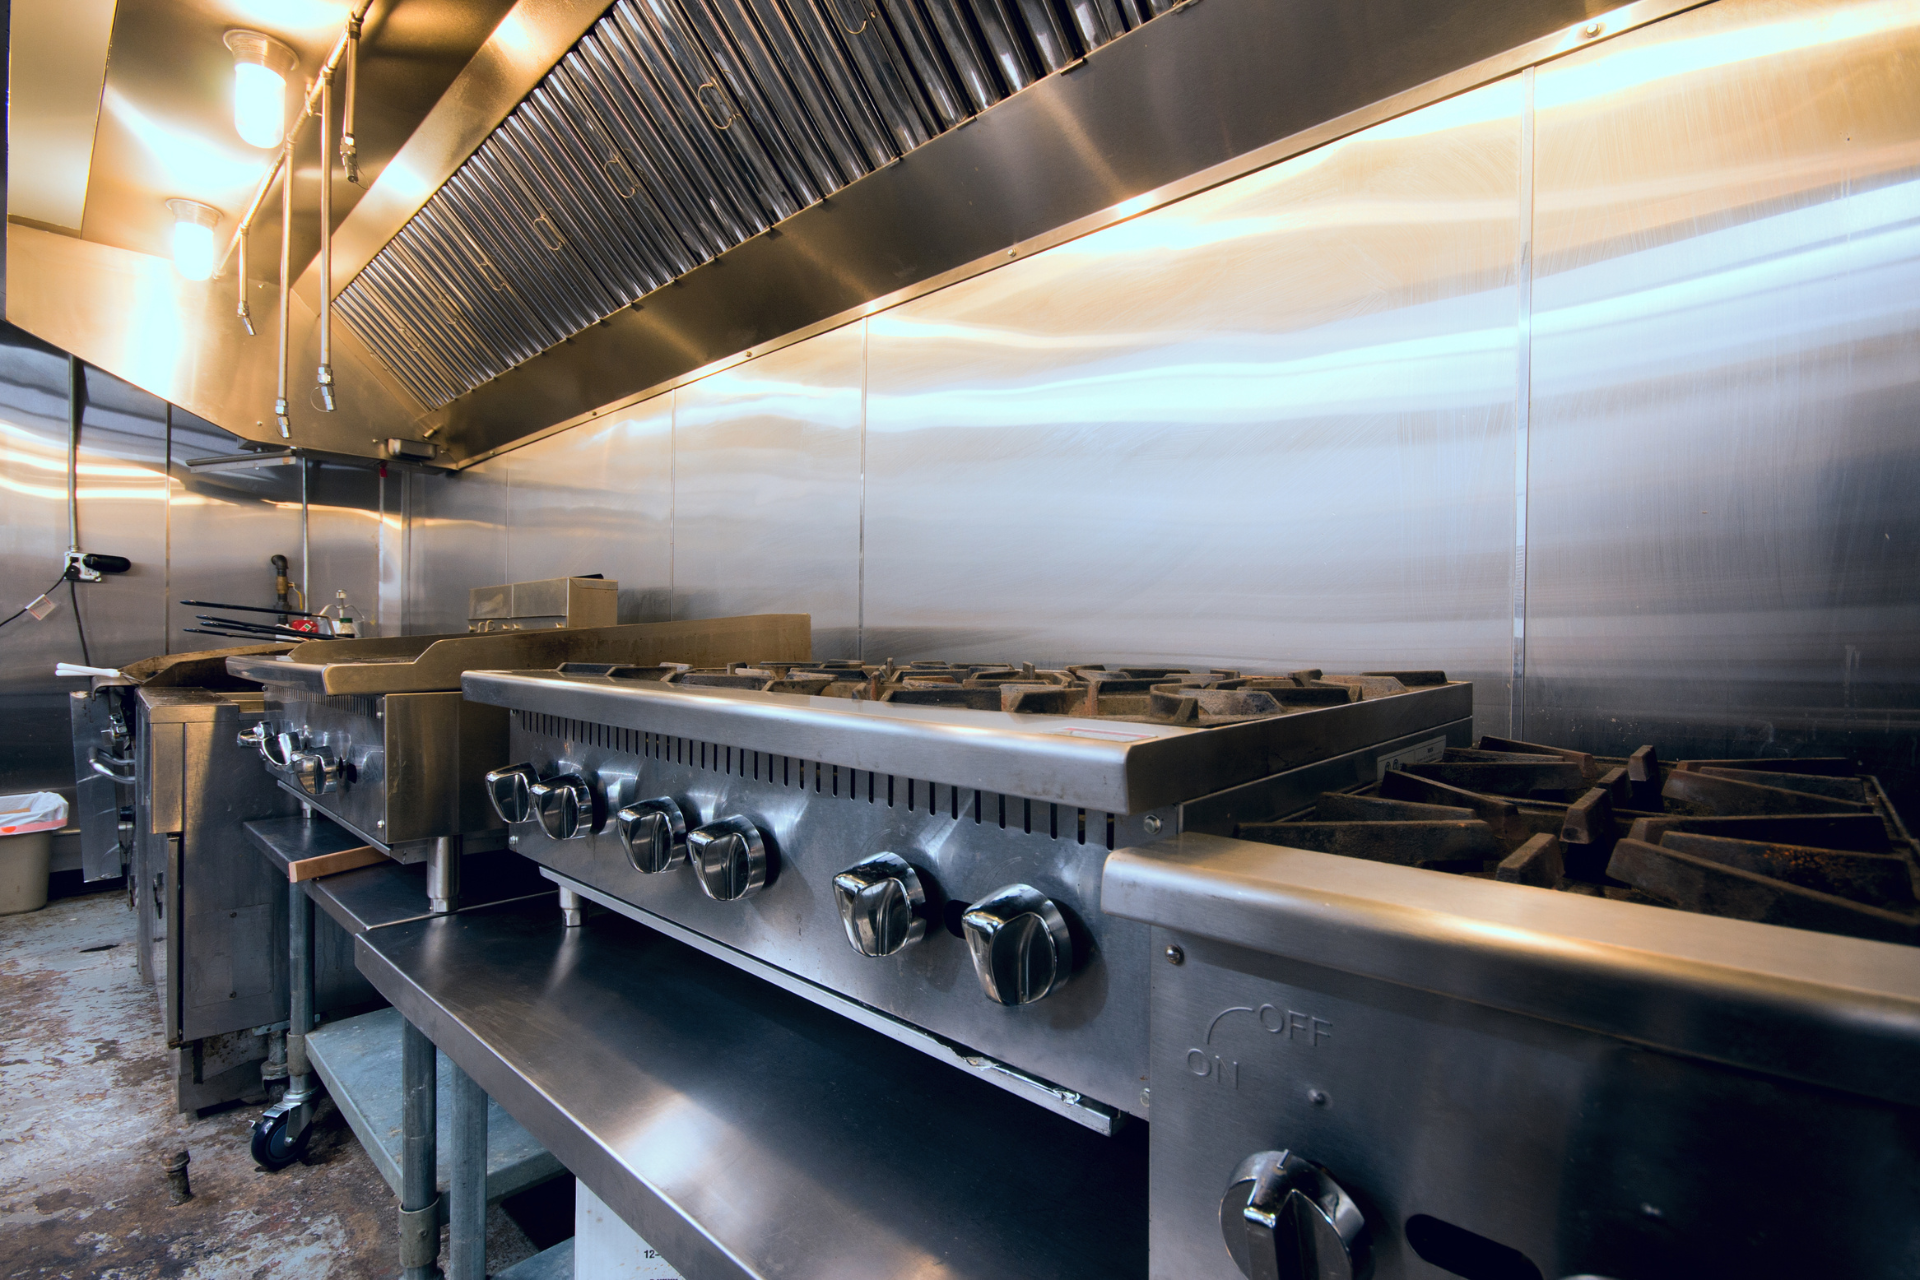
[241,817,564,1202]
[354,898,1150,1280]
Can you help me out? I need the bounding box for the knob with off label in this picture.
[688,817,769,901]
[618,797,689,874]
[1220,1150,1370,1280]
[530,774,592,841]
[961,884,1072,1005]
[833,852,927,957]
[485,763,540,824]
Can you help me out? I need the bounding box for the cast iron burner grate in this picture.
[1243,738,1920,946]
[553,660,1450,726]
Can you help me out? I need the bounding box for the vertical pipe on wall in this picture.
[237,228,256,335]
[164,404,174,651]
[275,147,293,438]
[340,13,361,183]
[1510,66,1536,739]
[856,319,868,661]
[316,69,336,413]
[301,459,311,610]
[65,356,82,555]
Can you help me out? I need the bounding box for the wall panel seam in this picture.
[1512,65,1537,738]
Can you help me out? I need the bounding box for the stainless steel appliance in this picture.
[133,685,378,1111]
[1106,820,1920,1280]
[468,575,619,633]
[462,660,1473,1129]
[226,616,808,910]
[66,646,289,885]
[1116,739,1920,1277]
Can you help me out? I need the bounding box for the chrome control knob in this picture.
[961,884,1072,1005]
[236,722,270,753]
[290,750,343,797]
[485,763,540,824]
[262,730,301,769]
[687,817,769,901]
[1221,1151,1370,1280]
[618,797,689,874]
[833,852,927,957]
[530,774,592,841]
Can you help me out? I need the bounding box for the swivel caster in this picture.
[251,1101,314,1171]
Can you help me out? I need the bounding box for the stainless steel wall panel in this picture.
[862,78,1526,729]
[306,464,386,632]
[1526,0,1920,804]
[490,399,676,623]
[63,369,171,677]
[0,337,169,788]
[406,468,509,637]
[164,436,304,646]
[670,322,865,655]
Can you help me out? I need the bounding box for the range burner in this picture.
[462,656,1474,1127]
[1245,736,1920,946]
[554,659,1450,725]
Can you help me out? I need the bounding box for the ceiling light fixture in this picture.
[166,199,222,280]
[223,30,299,150]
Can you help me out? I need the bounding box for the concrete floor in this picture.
[0,889,550,1278]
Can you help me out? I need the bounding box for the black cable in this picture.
[0,571,72,633]
[69,576,93,667]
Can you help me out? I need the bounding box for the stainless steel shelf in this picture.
[243,816,554,934]
[307,1007,564,1203]
[355,898,1149,1280]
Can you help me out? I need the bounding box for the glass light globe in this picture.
[166,199,221,281]
[234,60,288,149]
[172,219,217,281]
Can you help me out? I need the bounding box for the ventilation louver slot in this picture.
[336,0,1159,409]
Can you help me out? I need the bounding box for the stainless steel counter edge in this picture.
[1102,833,1920,1108]
[463,670,1472,814]
[353,927,760,1280]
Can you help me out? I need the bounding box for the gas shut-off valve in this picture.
[1220,1150,1370,1280]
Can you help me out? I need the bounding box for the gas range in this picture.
[462,659,1473,1129]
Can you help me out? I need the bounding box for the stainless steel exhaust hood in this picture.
[10,0,1681,463]
[330,0,1650,464]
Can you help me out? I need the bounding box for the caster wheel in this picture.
[251,1108,313,1171]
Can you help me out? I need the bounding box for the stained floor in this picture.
[0,889,548,1278]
